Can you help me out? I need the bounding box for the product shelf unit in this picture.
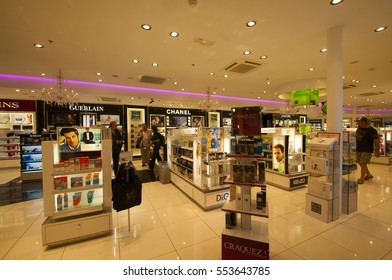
[221,150,269,260]
[20,134,54,181]
[41,139,112,246]
[167,127,231,210]
[0,135,20,160]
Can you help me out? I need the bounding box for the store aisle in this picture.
[0,163,392,260]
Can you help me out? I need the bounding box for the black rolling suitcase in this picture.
[112,162,142,212]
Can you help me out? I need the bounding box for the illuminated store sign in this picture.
[69,105,104,112]
[0,99,36,111]
[166,109,191,115]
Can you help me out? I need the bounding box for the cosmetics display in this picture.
[221,133,269,260]
[42,139,112,246]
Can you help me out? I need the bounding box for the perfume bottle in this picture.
[57,194,63,211]
[63,193,68,208]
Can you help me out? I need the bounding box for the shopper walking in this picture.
[355,117,380,184]
[138,123,151,167]
[149,126,162,170]
[109,121,123,175]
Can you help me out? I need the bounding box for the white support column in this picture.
[327,26,343,214]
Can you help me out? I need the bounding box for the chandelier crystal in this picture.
[41,69,79,106]
[198,88,219,111]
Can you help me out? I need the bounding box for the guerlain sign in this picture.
[69,104,104,112]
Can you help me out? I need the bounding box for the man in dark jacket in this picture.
[110,121,123,175]
[149,126,163,170]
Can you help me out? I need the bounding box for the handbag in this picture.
[112,163,142,212]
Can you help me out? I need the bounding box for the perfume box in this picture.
[307,177,335,200]
[92,173,100,185]
[85,173,93,185]
[242,194,251,211]
[243,165,256,183]
[232,164,244,183]
[70,176,83,188]
[236,193,243,210]
[54,176,67,190]
[305,157,329,175]
[305,193,339,223]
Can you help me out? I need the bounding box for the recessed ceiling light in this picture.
[209,72,214,75]
[260,55,268,59]
[375,26,387,32]
[16,89,20,92]
[246,21,256,27]
[174,82,178,85]
[266,81,271,85]
[373,85,377,88]
[170,31,179,37]
[330,0,344,5]
[98,79,103,82]
[308,68,315,71]
[33,43,44,48]
[320,48,328,52]
[224,74,229,78]
[96,72,102,76]
[41,73,46,76]
[132,59,139,63]
[31,90,35,93]
[152,63,158,67]
[244,51,251,55]
[141,24,151,30]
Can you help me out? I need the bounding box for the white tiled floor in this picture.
[1,162,392,260]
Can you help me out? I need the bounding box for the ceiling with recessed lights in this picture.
[0,0,391,118]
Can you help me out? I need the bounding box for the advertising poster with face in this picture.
[57,127,102,155]
[272,137,286,173]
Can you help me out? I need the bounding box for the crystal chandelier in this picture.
[41,69,79,106]
[198,88,219,111]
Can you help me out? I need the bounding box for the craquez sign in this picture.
[223,242,269,259]
[231,107,262,136]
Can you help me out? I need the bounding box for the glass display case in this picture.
[262,128,308,191]
[167,127,231,210]
[20,134,55,181]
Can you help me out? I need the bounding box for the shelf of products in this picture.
[0,133,20,160]
[41,138,112,246]
[167,127,231,210]
[221,148,269,260]
[20,134,55,181]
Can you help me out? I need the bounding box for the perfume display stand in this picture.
[41,139,112,246]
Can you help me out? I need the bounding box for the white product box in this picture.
[307,137,337,151]
[242,194,251,211]
[307,178,335,200]
[305,193,339,223]
[305,157,329,175]
[236,193,243,210]
[342,192,357,214]
[241,214,252,230]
